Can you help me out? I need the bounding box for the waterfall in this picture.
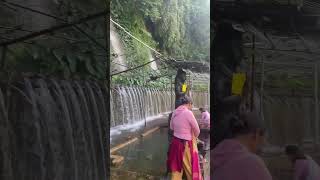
[110,86,209,130]
[148,51,158,71]
[110,22,127,72]
[191,91,209,109]
[1,78,108,180]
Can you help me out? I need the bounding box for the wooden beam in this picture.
[141,127,160,137]
[110,137,138,154]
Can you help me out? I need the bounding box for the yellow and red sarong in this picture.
[167,135,202,180]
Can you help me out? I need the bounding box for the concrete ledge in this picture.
[141,127,160,137]
[111,137,138,154]
[111,126,161,154]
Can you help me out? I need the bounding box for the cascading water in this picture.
[110,86,209,131]
[110,22,127,72]
[148,51,158,71]
[192,91,209,109]
[0,78,108,180]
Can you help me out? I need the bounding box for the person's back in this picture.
[167,96,202,180]
[212,111,272,180]
[212,139,272,180]
[171,105,200,140]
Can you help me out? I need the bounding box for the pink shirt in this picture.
[170,105,200,141]
[295,160,309,180]
[294,158,320,180]
[201,111,210,125]
[212,139,272,180]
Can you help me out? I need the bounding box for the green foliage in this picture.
[110,0,210,62]
[111,0,158,68]
[110,0,210,87]
[112,67,174,89]
[155,0,210,61]
[192,84,209,92]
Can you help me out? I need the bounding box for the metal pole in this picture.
[260,55,264,119]
[315,62,319,145]
[251,34,256,112]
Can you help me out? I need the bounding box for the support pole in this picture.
[260,55,264,120]
[315,62,319,145]
[251,34,256,112]
[1,46,7,69]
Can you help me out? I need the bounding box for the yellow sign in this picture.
[182,83,187,93]
[231,73,246,95]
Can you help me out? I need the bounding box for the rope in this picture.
[110,18,181,75]
[110,18,161,56]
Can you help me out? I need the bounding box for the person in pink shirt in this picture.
[167,96,202,180]
[285,145,320,180]
[199,107,210,129]
[211,111,272,180]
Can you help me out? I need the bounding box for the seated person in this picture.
[285,145,320,180]
[199,107,210,129]
[211,111,272,180]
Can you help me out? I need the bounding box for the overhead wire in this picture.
[1,1,107,52]
[110,18,179,76]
